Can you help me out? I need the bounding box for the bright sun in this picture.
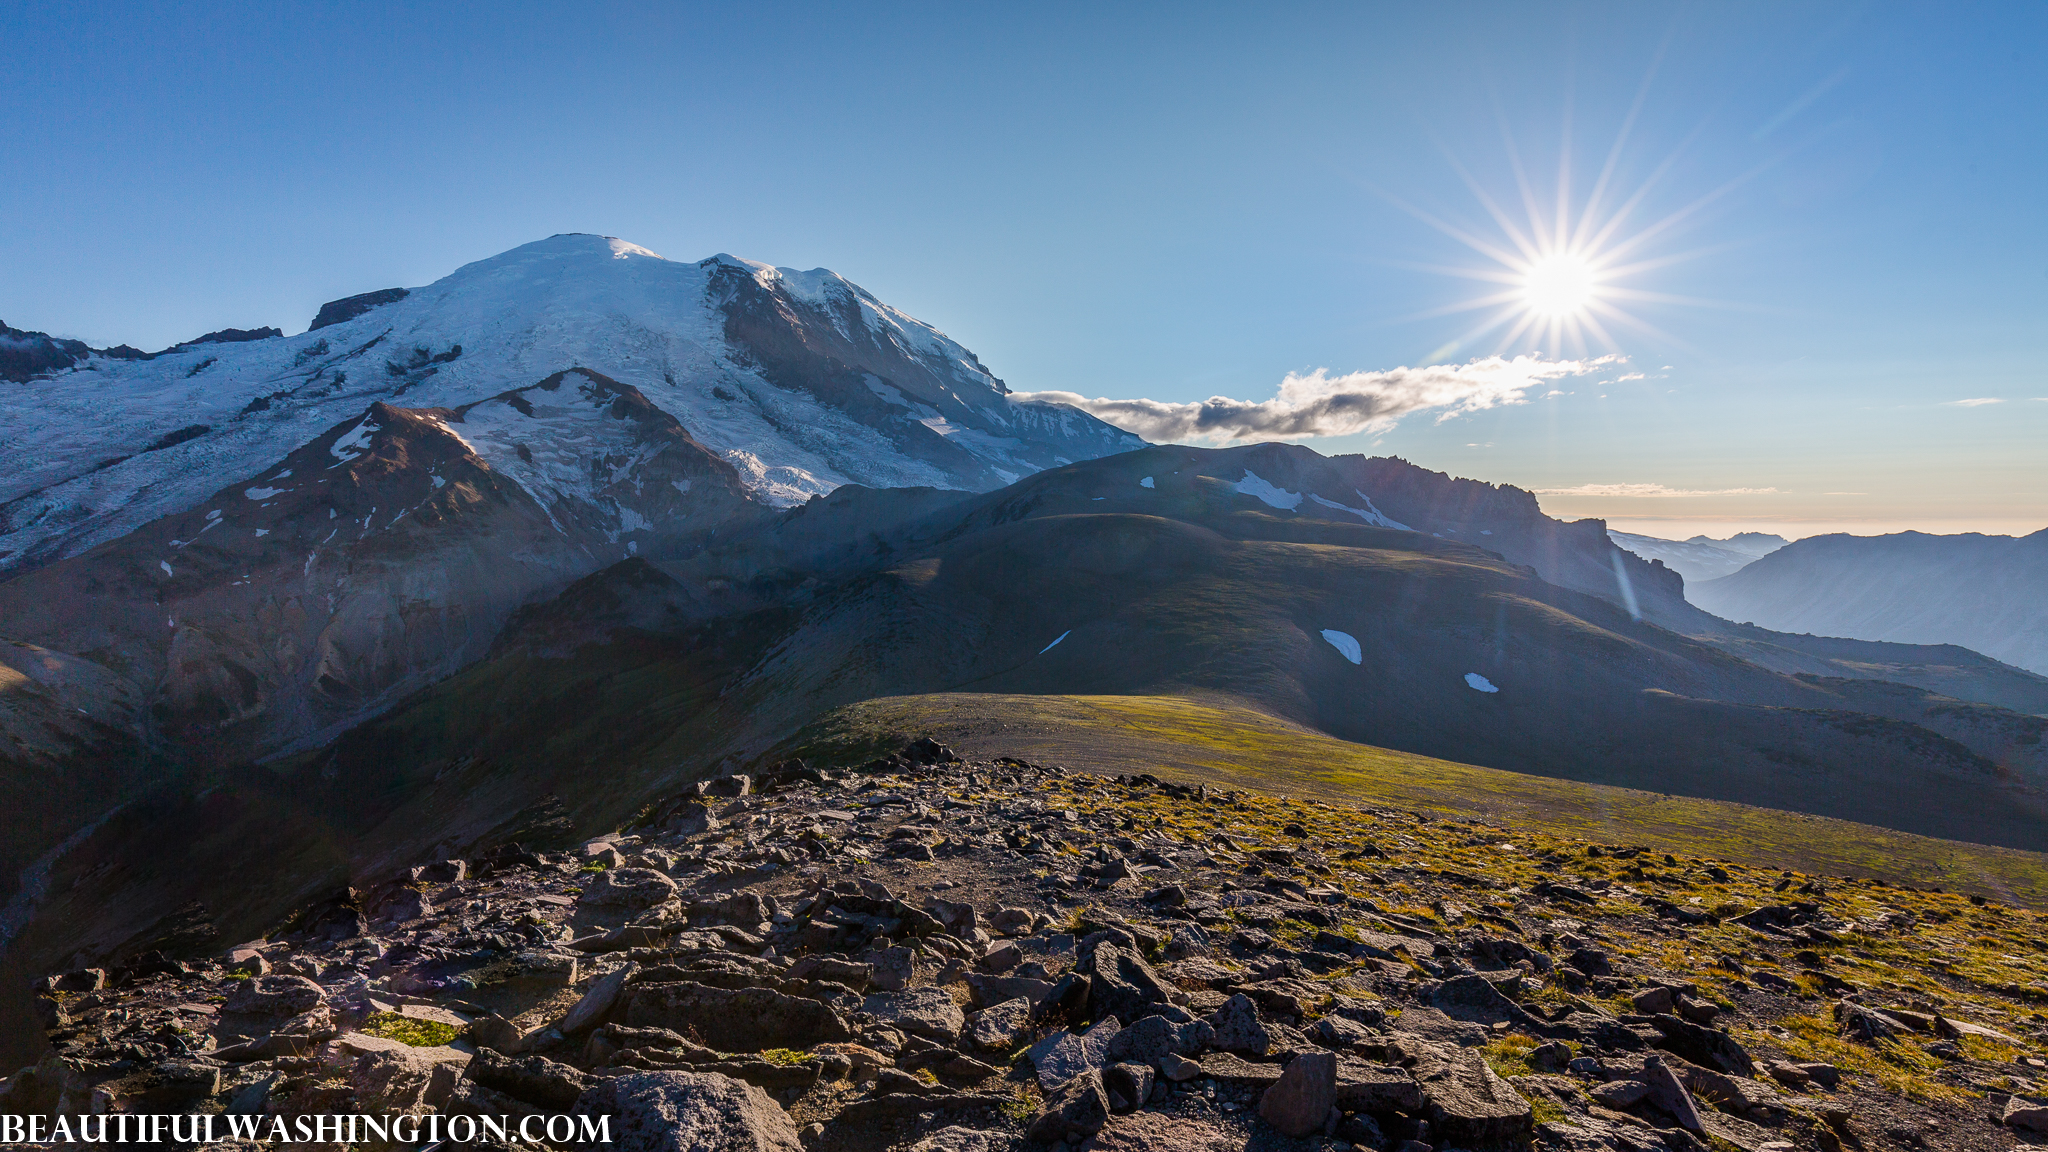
[1522,252,1599,319]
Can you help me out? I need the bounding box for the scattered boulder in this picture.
[1258,1050,1337,1138]
[1029,1018,1122,1092]
[1206,993,1271,1056]
[581,868,679,909]
[968,998,1034,1051]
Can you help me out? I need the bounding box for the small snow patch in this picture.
[206,509,222,520]
[1139,476,1155,488]
[254,528,269,537]
[1233,470,1302,510]
[158,561,173,577]
[329,417,379,464]
[1039,630,1071,654]
[1320,629,1361,664]
[1465,673,1500,693]
[244,487,286,500]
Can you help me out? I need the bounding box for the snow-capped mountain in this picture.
[0,233,1142,575]
[0,235,1142,764]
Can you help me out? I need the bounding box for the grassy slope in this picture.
[776,691,2048,907]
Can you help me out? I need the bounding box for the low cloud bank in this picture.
[1013,354,1618,443]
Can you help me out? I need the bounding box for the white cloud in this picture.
[1012,354,1618,443]
[1534,483,1778,498]
[1946,397,2005,407]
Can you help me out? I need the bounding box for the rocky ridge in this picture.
[9,742,2048,1152]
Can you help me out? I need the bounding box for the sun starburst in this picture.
[1380,100,1751,362]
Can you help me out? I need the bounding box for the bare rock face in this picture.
[571,1071,802,1152]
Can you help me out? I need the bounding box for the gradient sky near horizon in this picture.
[4,2,2043,540]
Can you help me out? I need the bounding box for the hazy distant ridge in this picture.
[1690,528,2048,676]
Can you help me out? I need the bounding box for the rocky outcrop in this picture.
[4,741,2031,1152]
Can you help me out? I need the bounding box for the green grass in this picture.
[778,692,2048,907]
[359,1011,462,1047]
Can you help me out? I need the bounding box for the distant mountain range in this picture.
[1691,528,2048,676]
[1608,529,1786,582]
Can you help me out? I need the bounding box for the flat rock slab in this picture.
[1391,1005,1490,1048]
[1197,1052,1285,1085]
[863,987,967,1044]
[1029,1018,1122,1091]
[1336,1057,1423,1112]
[1080,1112,1240,1151]
[626,982,849,1052]
[1417,1048,1533,1144]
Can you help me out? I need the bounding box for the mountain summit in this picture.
[0,233,1141,574]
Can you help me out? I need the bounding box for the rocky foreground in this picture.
[8,742,2048,1152]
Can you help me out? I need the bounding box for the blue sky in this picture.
[3,2,2042,538]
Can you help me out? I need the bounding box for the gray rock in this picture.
[1335,1057,1424,1112]
[1105,1013,1213,1063]
[968,973,1056,1010]
[1259,1050,1337,1138]
[1207,993,1272,1056]
[784,955,873,990]
[1416,1047,1532,1144]
[1028,1017,1122,1091]
[1430,974,1555,1036]
[1027,1071,1110,1144]
[1159,1053,1203,1081]
[1104,1061,1156,1112]
[560,962,637,1035]
[1082,1112,1239,1151]
[1631,986,1676,1015]
[2004,1097,2048,1135]
[1390,1005,1489,1048]
[871,945,916,992]
[466,1049,589,1110]
[580,868,679,909]
[968,997,1033,1051]
[1640,1055,1705,1132]
[1589,1079,1649,1108]
[910,1127,1010,1152]
[572,1070,801,1152]
[223,974,324,1016]
[1311,1014,1376,1050]
[1650,1013,1754,1076]
[862,987,966,1044]
[1084,942,1173,1023]
[625,983,850,1052]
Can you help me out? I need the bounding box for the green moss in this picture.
[759,1048,810,1066]
[359,1011,462,1047]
